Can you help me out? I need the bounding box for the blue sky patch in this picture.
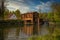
[6,0,60,13]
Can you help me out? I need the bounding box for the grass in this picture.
[28,26,60,40]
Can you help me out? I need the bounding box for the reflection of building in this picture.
[22,25,33,35]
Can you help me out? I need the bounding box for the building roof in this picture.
[8,13,17,20]
[21,12,38,15]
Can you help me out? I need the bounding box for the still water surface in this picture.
[4,24,49,40]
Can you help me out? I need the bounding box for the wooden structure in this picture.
[21,12,39,25]
[21,12,40,35]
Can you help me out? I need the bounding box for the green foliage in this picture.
[56,35,60,40]
[4,9,21,20]
[28,35,60,40]
[4,9,9,17]
[14,9,21,20]
[51,3,60,22]
[39,13,48,20]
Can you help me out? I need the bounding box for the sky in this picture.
[6,0,60,13]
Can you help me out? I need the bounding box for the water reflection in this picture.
[4,24,49,40]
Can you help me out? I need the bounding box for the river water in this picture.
[4,24,49,40]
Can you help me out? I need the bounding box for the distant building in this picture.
[4,13,17,20]
[9,14,17,20]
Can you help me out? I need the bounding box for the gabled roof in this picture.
[8,13,17,20]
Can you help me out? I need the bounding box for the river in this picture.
[4,24,49,40]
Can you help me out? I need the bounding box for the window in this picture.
[26,20,31,23]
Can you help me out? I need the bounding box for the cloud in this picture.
[6,0,52,13]
[6,0,32,13]
[36,1,52,13]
